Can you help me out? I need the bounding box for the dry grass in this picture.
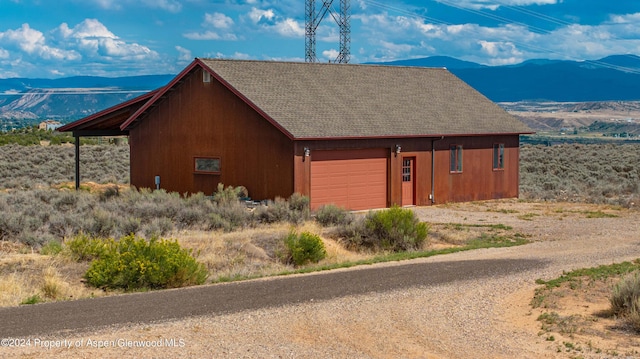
[0,252,106,306]
[0,214,504,307]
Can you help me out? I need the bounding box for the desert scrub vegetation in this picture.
[0,143,129,189]
[531,260,640,356]
[282,230,327,266]
[0,185,314,248]
[520,144,640,207]
[339,206,429,252]
[82,234,208,291]
[610,271,640,331]
[1,142,638,205]
[0,126,76,146]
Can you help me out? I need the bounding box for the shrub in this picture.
[212,183,248,205]
[65,234,110,261]
[283,230,327,266]
[84,235,208,291]
[315,204,353,227]
[341,206,428,252]
[611,271,640,331]
[254,194,310,225]
[40,240,63,255]
[254,198,290,224]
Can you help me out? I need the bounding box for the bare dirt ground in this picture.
[2,200,640,358]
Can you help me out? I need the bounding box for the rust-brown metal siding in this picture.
[432,136,520,204]
[129,68,295,200]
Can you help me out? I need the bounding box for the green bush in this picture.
[283,231,327,266]
[65,234,109,261]
[611,271,640,331]
[40,240,63,255]
[314,204,353,227]
[84,234,208,291]
[342,206,429,252]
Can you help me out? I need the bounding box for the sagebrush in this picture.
[340,206,429,252]
[610,271,640,331]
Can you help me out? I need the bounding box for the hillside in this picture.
[0,75,173,129]
[2,55,640,129]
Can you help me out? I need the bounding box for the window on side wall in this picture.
[450,145,463,173]
[493,143,505,170]
[194,157,221,174]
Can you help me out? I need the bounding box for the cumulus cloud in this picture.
[0,23,80,60]
[184,12,238,41]
[175,45,192,61]
[274,18,304,37]
[88,0,181,12]
[0,19,165,77]
[56,19,157,60]
[204,13,234,29]
[248,8,276,24]
[246,7,304,38]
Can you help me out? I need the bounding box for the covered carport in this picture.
[56,90,157,189]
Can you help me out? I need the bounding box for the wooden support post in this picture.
[74,134,80,190]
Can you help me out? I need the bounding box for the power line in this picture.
[359,0,640,74]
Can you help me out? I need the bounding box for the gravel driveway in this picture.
[2,200,639,359]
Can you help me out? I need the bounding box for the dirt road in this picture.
[1,201,639,358]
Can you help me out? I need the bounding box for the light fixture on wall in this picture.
[303,147,310,161]
[395,144,401,157]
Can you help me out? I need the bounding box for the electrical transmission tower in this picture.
[305,0,351,63]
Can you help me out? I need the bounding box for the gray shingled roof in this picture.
[199,59,531,139]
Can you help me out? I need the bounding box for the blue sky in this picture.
[1,0,639,78]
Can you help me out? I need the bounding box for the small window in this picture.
[402,159,411,182]
[194,157,220,174]
[493,143,505,170]
[450,145,463,173]
[202,71,211,83]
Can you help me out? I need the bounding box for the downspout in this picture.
[430,136,445,204]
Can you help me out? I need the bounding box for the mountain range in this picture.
[1,55,640,128]
[376,55,640,102]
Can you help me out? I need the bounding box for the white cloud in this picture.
[56,19,157,60]
[274,18,304,37]
[435,0,558,10]
[88,0,181,12]
[142,0,182,13]
[0,23,80,60]
[184,13,238,41]
[248,8,275,23]
[204,13,234,29]
[175,46,192,61]
[184,31,223,40]
[0,48,9,59]
[322,49,340,60]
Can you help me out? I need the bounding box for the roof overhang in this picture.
[57,90,160,137]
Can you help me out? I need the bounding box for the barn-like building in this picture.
[59,59,532,210]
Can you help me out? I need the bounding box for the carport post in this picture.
[74,133,80,190]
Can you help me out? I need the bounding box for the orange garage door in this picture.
[310,149,388,211]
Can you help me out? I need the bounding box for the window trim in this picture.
[402,158,412,182]
[493,143,505,171]
[194,157,221,174]
[450,144,463,173]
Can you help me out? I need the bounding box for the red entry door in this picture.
[402,157,415,206]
